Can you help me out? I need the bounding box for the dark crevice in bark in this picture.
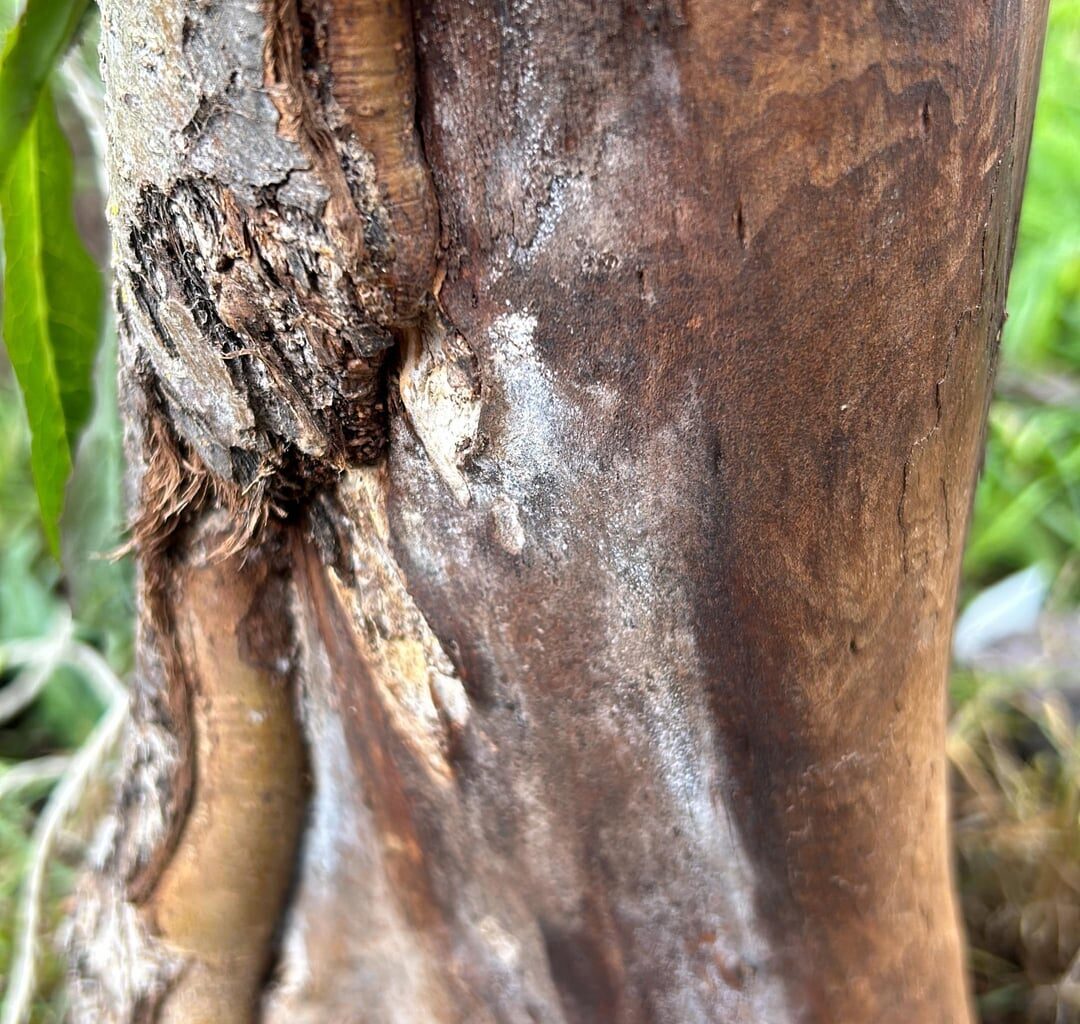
[539,920,622,1024]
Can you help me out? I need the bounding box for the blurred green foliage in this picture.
[964,0,1080,603]
[0,788,72,1024]
[952,685,1080,1023]
[0,2,125,1018]
[1,80,103,555]
[0,0,90,182]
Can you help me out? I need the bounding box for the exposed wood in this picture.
[73,1,1049,1022]
[149,544,306,1024]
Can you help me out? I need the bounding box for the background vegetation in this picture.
[0,1,1077,1021]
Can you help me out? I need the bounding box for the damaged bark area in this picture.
[68,413,308,1021]
[142,526,307,1024]
[76,0,1049,1022]
[71,0,439,1019]
[116,0,436,499]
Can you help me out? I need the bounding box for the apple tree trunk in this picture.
[69,1,1048,1021]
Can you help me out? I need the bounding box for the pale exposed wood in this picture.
[148,551,306,1023]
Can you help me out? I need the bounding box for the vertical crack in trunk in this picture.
[265,0,438,324]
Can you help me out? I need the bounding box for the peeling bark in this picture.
[72,1,1048,1022]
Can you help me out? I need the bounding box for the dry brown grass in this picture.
[951,678,1080,1023]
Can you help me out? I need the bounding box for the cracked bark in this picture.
[70,1,1048,1022]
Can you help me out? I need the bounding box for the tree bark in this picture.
[71,1,1048,1022]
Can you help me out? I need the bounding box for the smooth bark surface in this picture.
[72,2,1047,1022]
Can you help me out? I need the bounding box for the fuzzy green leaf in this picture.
[1,86,103,554]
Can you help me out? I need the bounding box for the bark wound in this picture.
[264,0,437,314]
[322,0,438,314]
[128,177,395,493]
[148,544,307,1024]
[122,0,437,507]
[72,0,440,1018]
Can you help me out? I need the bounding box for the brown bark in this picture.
[72,1,1048,1022]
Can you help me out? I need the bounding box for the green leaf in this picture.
[0,0,90,181]
[1,85,103,555]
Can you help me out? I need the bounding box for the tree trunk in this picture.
[71,1,1048,1021]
